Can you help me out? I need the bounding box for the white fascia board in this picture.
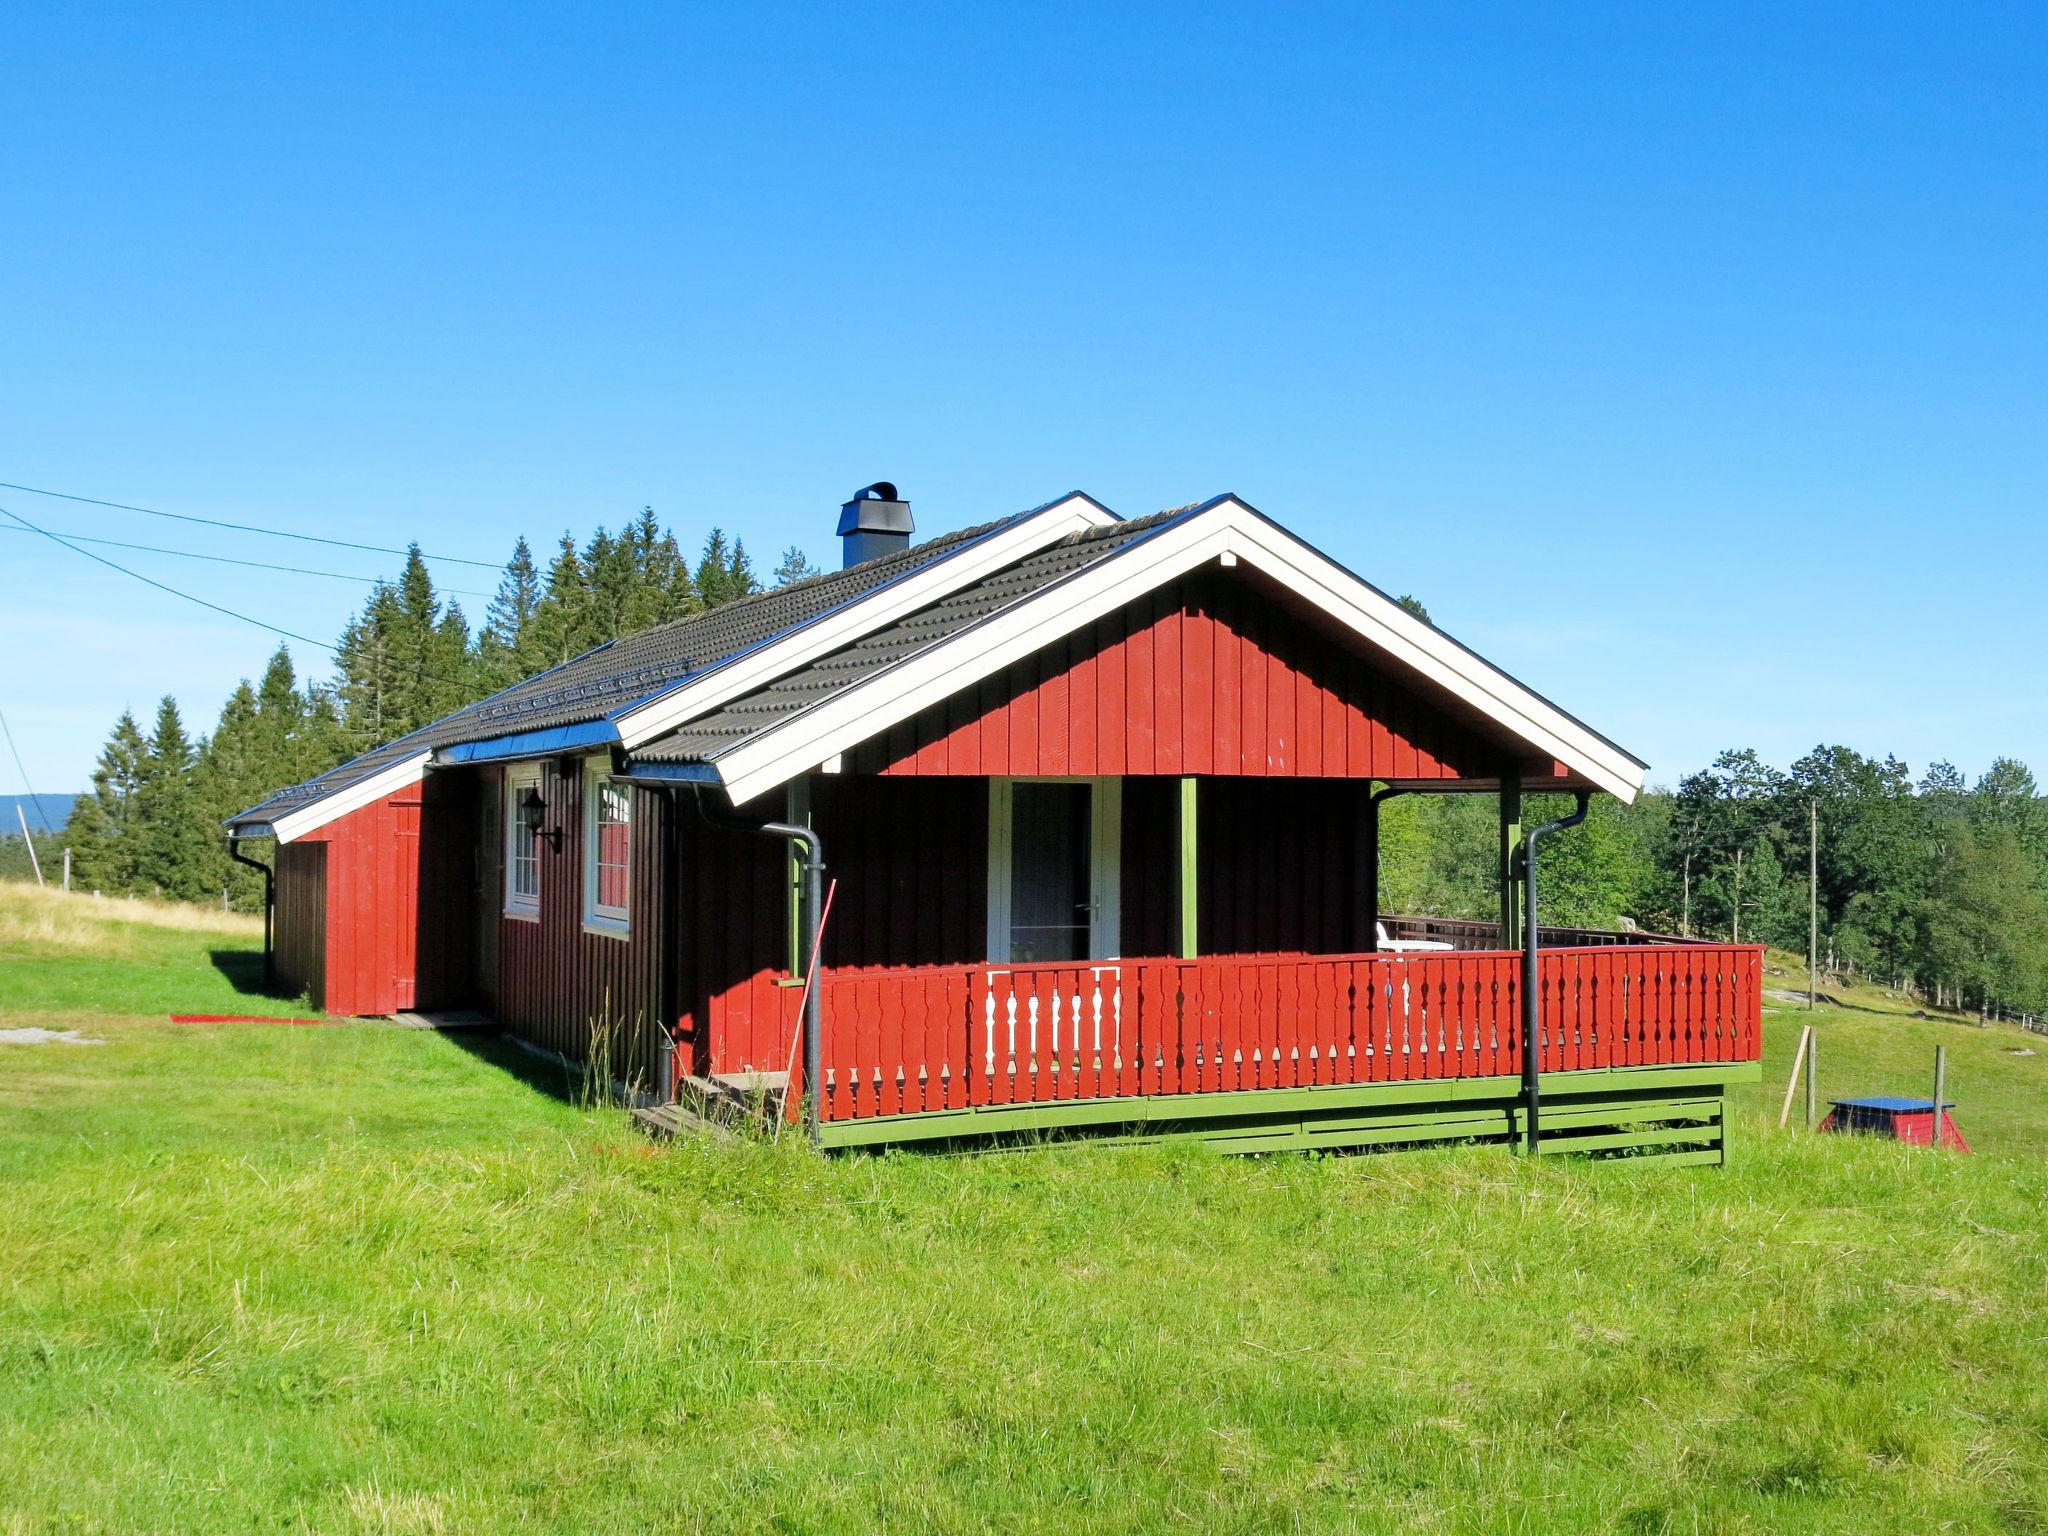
[714,515,1236,803]
[613,495,1118,751]
[709,499,1647,806]
[270,752,432,844]
[1222,512,1648,801]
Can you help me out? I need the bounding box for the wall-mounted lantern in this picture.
[520,786,563,851]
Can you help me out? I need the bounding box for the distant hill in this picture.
[0,794,80,835]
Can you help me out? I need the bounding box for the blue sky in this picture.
[3,4,2043,796]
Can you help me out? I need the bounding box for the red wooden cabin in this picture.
[231,487,1762,1160]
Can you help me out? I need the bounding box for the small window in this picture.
[505,766,541,919]
[583,764,631,935]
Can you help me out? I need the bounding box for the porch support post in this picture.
[1176,776,1198,959]
[1360,784,1382,952]
[1498,771,1523,948]
[1362,784,1406,953]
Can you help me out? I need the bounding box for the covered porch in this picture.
[674,771,1763,1160]
[629,538,1763,1159]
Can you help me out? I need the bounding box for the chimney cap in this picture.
[837,482,913,537]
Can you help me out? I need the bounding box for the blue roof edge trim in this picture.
[613,760,723,784]
[435,720,621,765]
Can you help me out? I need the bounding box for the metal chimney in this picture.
[837,482,913,568]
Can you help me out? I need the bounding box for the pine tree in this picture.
[335,580,404,749]
[695,529,760,609]
[478,537,541,692]
[389,546,473,731]
[67,710,151,895]
[584,526,638,643]
[196,682,268,908]
[135,697,211,901]
[625,507,696,631]
[773,545,817,587]
[254,647,308,773]
[726,538,757,599]
[427,604,476,721]
[695,529,735,609]
[301,687,349,776]
[334,549,474,743]
[522,533,593,672]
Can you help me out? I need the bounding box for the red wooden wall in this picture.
[850,567,1513,781]
[1199,778,1373,955]
[479,761,670,1091]
[273,840,328,1008]
[274,773,475,1018]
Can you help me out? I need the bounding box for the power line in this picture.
[0,703,51,833]
[0,478,502,569]
[0,503,338,653]
[0,523,493,599]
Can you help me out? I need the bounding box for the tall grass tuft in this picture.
[577,1000,619,1112]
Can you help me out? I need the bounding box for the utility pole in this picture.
[1731,847,1744,944]
[15,804,42,887]
[1808,803,1819,1011]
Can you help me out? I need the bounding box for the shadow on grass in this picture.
[441,1027,585,1110]
[207,949,293,1001]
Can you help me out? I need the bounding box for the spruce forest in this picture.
[19,520,2047,1022]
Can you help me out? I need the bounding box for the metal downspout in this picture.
[661,779,826,1148]
[1515,791,1592,1156]
[226,837,276,992]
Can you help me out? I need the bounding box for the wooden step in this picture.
[674,1073,787,1130]
[631,1102,732,1141]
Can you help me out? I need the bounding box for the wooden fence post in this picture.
[1779,1023,1813,1129]
[1804,1030,1819,1130]
[1932,1044,1947,1151]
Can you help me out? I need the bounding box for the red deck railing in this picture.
[800,944,1763,1125]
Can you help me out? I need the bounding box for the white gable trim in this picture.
[613,494,1118,750]
[703,499,1646,806]
[270,752,431,844]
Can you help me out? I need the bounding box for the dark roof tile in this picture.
[630,510,1188,766]
[229,511,1032,827]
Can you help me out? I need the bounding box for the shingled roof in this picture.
[630,510,1190,767]
[228,509,1038,831]
[235,488,1652,834]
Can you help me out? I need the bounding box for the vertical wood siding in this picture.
[670,800,788,1079]
[849,567,1516,781]
[416,773,479,1009]
[484,761,670,1093]
[305,781,475,1017]
[1198,778,1373,956]
[659,777,993,1079]
[811,776,988,971]
[273,841,327,1009]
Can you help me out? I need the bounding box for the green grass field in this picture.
[3,880,2047,1534]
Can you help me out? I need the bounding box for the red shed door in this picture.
[390,801,420,1011]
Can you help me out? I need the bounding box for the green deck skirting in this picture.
[816,1061,1758,1162]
